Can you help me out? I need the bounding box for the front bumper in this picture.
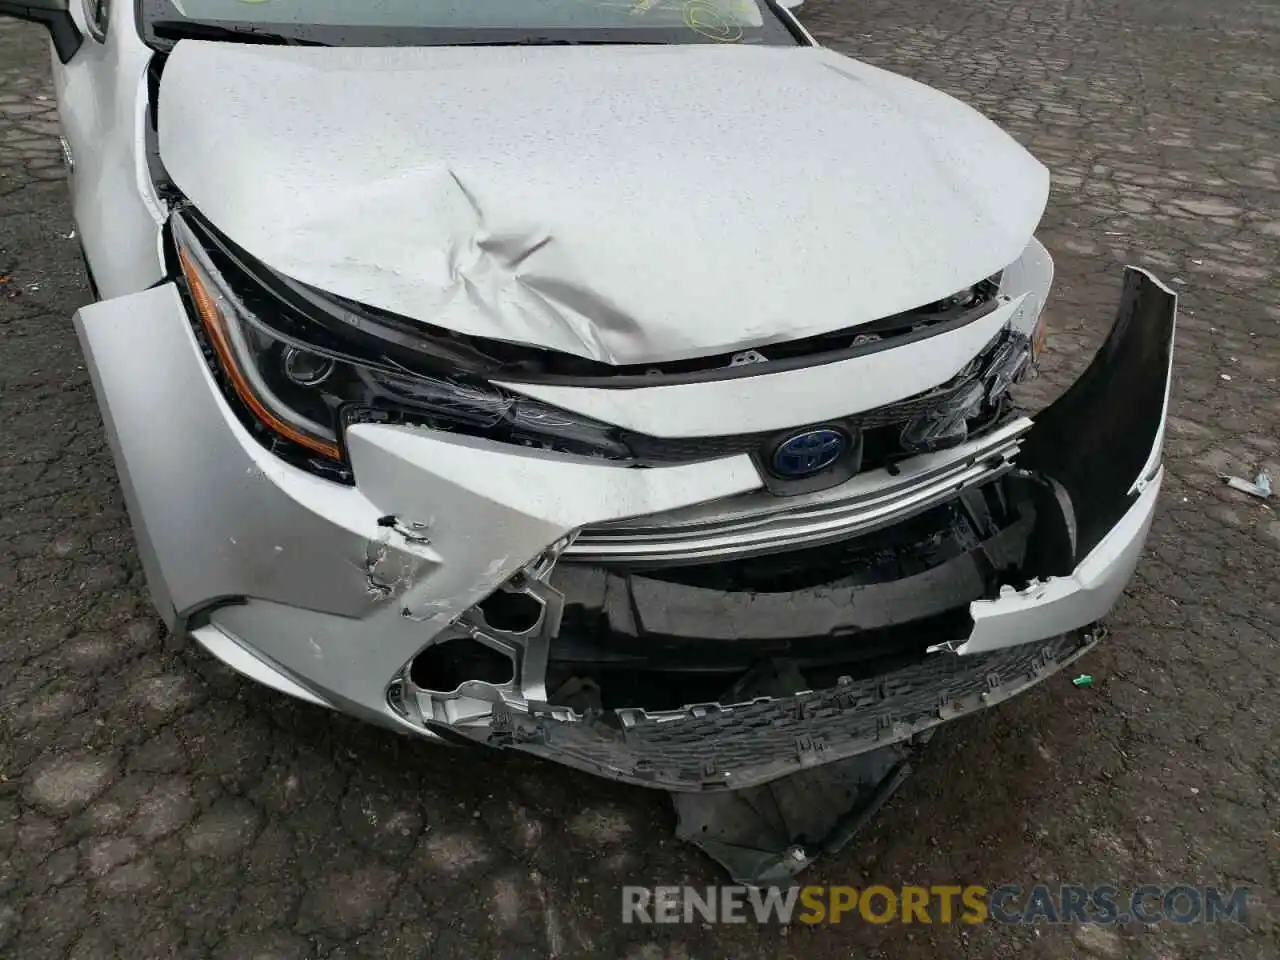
[75,265,1175,791]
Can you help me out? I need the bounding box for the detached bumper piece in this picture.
[1016,267,1175,562]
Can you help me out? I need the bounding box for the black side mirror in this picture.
[0,1,83,63]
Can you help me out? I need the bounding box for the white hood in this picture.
[158,41,1049,365]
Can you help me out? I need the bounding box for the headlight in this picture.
[171,212,632,481]
[175,217,343,465]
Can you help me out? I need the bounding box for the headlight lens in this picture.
[171,212,632,480]
[176,225,343,463]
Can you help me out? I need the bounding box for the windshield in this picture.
[140,0,803,47]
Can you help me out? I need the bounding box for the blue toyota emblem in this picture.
[770,428,847,478]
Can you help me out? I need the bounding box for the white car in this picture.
[6,0,1174,790]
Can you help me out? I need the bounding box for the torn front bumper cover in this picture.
[75,260,1174,793]
[430,268,1176,790]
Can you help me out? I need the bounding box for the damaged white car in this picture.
[10,0,1174,790]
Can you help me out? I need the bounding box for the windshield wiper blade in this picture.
[150,20,328,46]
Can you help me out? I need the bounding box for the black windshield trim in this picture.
[149,20,328,46]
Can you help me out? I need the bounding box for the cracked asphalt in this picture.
[1,1,1278,957]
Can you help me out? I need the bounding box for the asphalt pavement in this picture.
[1,1,1278,957]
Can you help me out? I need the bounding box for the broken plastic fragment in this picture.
[1072,674,1093,688]
[1221,471,1272,500]
[673,747,911,884]
[899,381,983,452]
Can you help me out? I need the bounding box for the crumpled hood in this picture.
[158,41,1049,365]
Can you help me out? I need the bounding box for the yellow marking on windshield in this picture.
[683,1,745,42]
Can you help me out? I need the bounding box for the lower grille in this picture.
[470,629,1100,792]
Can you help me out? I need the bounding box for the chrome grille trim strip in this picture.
[565,418,1032,564]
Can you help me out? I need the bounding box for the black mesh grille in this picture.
[464,629,1100,791]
